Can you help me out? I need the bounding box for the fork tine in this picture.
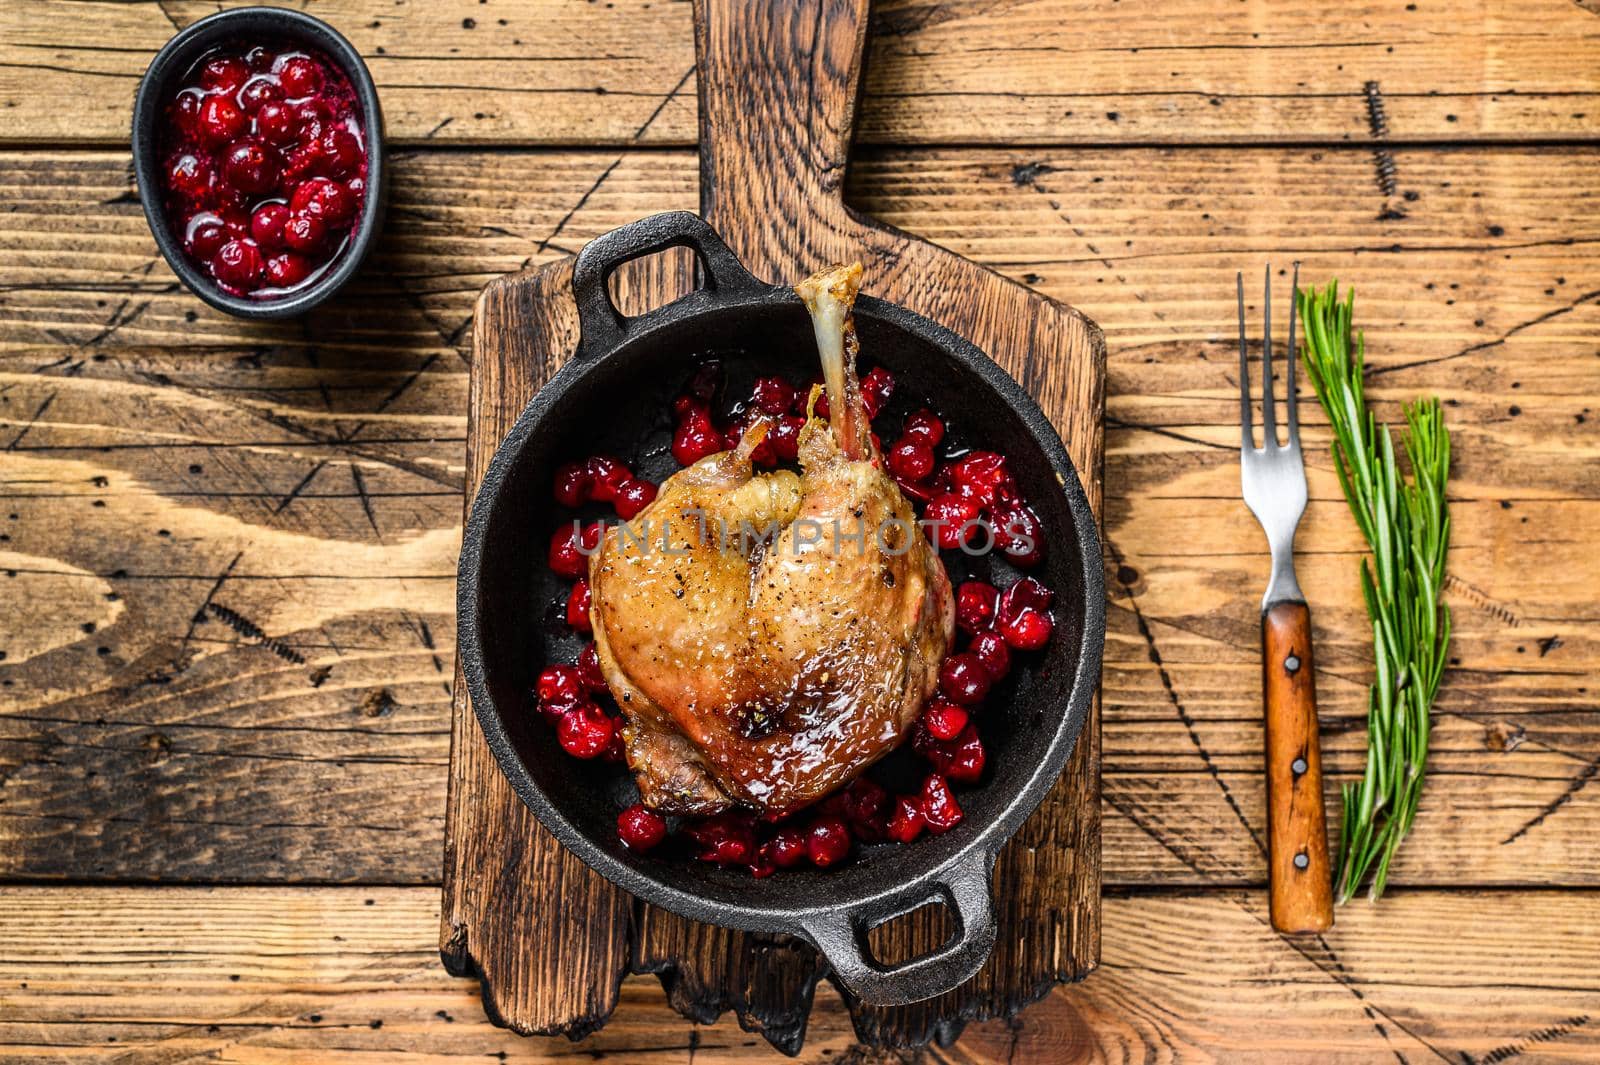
[1237,272,1252,449]
[1286,261,1300,443]
[1260,264,1276,447]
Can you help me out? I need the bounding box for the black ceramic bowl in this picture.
[131,7,384,319]
[458,213,1104,1006]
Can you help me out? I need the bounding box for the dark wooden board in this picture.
[440,0,1104,1051]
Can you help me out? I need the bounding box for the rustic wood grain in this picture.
[3,3,1599,1054]
[2,144,1596,893]
[5,885,1600,1063]
[3,0,1599,146]
[1261,601,1334,933]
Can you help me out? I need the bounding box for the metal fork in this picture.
[1238,263,1333,934]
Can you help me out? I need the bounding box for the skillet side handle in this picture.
[694,0,870,266]
[799,853,997,1007]
[571,210,767,354]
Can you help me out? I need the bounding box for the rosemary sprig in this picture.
[1296,282,1452,904]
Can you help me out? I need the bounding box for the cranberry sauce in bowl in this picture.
[133,8,383,319]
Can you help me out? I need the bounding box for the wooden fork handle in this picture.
[1262,600,1334,933]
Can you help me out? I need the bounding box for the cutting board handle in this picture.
[694,0,871,274]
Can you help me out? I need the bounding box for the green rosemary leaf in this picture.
[1296,281,1452,905]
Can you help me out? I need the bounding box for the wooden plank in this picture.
[2,145,1596,887]
[3,885,1599,1061]
[3,0,1599,146]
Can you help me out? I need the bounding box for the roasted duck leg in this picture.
[589,263,955,816]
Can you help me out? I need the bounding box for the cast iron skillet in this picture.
[457,211,1104,1007]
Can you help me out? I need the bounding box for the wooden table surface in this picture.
[2,1,1598,1061]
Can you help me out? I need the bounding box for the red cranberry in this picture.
[763,828,808,869]
[923,493,982,550]
[278,55,323,98]
[290,177,355,225]
[216,205,250,237]
[557,703,615,759]
[263,253,313,288]
[999,577,1054,623]
[534,696,567,727]
[200,56,248,94]
[921,774,964,833]
[887,438,935,483]
[949,451,1014,507]
[1001,608,1053,651]
[282,213,326,253]
[185,215,228,259]
[319,128,363,178]
[993,501,1044,567]
[613,479,658,521]
[238,75,283,113]
[861,366,895,417]
[548,524,587,578]
[672,408,724,466]
[566,579,593,632]
[885,795,926,844]
[211,239,263,289]
[197,95,245,145]
[954,581,998,633]
[221,139,279,195]
[579,521,604,553]
[279,143,324,185]
[913,720,957,774]
[946,726,987,784]
[923,700,969,742]
[576,643,606,691]
[769,415,805,461]
[537,665,584,708]
[295,97,333,130]
[249,203,290,249]
[552,462,591,508]
[751,376,797,415]
[167,153,213,201]
[939,653,991,705]
[904,408,945,446]
[617,803,668,851]
[970,630,1012,680]
[806,817,852,868]
[688,815,756,866]
[585,456,630,502]
[172,89,205,134]
[244,47,276,73]
[842,776,889,836]
[254,100,297,144]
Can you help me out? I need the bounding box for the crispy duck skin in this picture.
[588,263,955,816]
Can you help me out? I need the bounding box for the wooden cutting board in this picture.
[440,0,1105,1051]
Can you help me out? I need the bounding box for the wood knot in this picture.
[359,688,396,717]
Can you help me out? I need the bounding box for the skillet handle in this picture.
[798,852,997,1007]
[571,211,767,354]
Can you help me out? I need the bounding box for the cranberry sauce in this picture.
[157,41,368,300]
[532,362,1060,876]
